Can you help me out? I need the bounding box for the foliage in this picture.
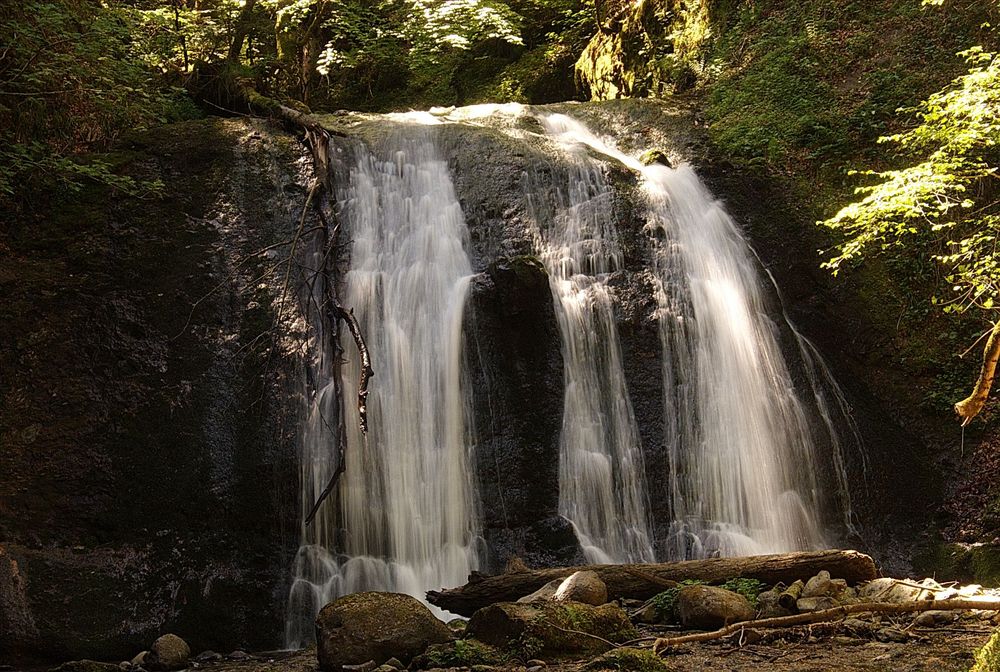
[649,579,704,621]
[971,628,1000,672]
[822,45,1000,314]
[719,577,767,607]
[0,1,190,208]
[584,647,671,672]
[422,639,508,667]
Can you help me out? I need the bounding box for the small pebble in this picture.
[526,661,546,668]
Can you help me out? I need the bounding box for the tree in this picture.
[820,26,1000,424]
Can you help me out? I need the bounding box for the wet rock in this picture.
[384,658,404,670]
[639,149,672,168]
[49,662,123,672]
[147,634,190,671]
[677,585,754,629]
[316,592,452,671]
[467,601,636,655]
[130,652,148,667]
[526,660,546,667]
[226,651,252,660]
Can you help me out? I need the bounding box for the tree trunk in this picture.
[227,0,258,63]
[426,550,877,617]
[955,319,1000,425]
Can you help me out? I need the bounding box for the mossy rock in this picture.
[585,648,672,672]
[972,629,1000,672]
[411,639,506,669]
[639,149,672,167]
[467,601,637,658]
[915,543,1000,588]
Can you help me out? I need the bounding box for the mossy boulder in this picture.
[466,601,636,657]
[410,639,506,670]
[584,647,672,672]
[315,592,452,671]
[676,585,754,629]
[146,634,190,671]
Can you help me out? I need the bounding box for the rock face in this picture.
[467,601,636,655]
[0,119,306,661]
[315,593,452,671]
[677,585,754,629]
[146,634,190,671]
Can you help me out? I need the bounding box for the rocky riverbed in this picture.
[21,567,1000,672]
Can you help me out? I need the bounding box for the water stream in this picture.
[285,129,482,647]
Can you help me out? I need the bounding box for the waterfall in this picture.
[528,114,656,564]
[285,128,482,647]
[645,165,828,557]
[533,112,845,560]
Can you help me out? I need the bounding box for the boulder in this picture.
[859,578,942,603]
[756,587,792,619]
[146,634,190,671]
[315,592,452,671]
[802,571,849,600]
[518,571,608,606]
[517,579,563,603]
[554,571,608,606]
[677,585,754,629]
[467,601,636,655]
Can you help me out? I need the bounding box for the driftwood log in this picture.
[427,550,877,617]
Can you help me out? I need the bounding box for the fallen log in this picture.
[427,550,877,617]
[652,597,1000,652]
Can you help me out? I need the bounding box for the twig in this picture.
[653,598,1000,653]
[543,621,619,650]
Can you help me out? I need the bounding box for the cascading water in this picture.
[531,113,847,560]
[527,114,656,564]
[284,105,857,648]
[646,165,828,557]
[285,127,482,648]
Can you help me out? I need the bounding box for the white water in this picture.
[528,115,656,564]
[285,130,481,647]
[535,113,839,559]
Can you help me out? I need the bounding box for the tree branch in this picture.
[955,319,1000,425]
[653,598,1000,652]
